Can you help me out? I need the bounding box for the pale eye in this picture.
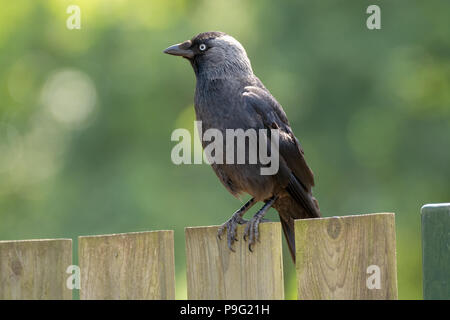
[199,43,207,51]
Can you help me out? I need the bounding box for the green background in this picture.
[1,0,449,299]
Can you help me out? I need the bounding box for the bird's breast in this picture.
[194,80,261,130]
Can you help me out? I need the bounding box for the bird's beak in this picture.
[163,40,194,59]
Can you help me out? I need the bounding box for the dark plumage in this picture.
[164,32,321,262]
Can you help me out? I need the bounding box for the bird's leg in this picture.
[244,196,278,251]
[217,198,256,251]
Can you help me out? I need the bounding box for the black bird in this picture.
[164,31,320,262]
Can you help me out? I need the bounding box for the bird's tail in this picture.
[279,217,297,263]
[275,193,321,263]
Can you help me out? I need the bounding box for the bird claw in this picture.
[217,215,248,251]
[243,216,270,251]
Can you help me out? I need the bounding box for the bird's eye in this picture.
[199,43,207,51]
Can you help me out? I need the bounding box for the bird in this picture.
[164,31,321,262]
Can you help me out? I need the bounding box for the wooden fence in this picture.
[421,203,450,300]
[0,204,448,300]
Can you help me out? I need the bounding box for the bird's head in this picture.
[163,31,253,79]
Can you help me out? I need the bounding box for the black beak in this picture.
[163,40,194,59]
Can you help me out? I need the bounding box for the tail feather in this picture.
[286,174,321,218]
[280,218,296,263]
[275,174,321,263]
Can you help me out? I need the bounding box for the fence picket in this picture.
[185,222,284,299]
[295,213,398,299]
[78,230,175,299]
[0,239,72,300]
[421,203,450,300]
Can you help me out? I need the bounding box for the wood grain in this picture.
[295,213,397,300]
[421,203,450,300]
[185,222,284,300]
[0,239,72,300]
[79,230,175,300]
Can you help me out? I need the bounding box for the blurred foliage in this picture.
[0,0,449,300]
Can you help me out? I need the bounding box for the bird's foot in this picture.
[217,198,256,251]
[243,215,270,251]
[243,196,277,251]
[217,215,248,251]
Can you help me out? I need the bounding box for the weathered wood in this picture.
[0,239,72,300]
[421,203,450,300]
[295,213,397,300]
[79,230,175,300]
[185,222,284,299]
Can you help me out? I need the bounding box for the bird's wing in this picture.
[243,85,315,190]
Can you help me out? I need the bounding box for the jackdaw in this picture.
[164,31,321,262]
